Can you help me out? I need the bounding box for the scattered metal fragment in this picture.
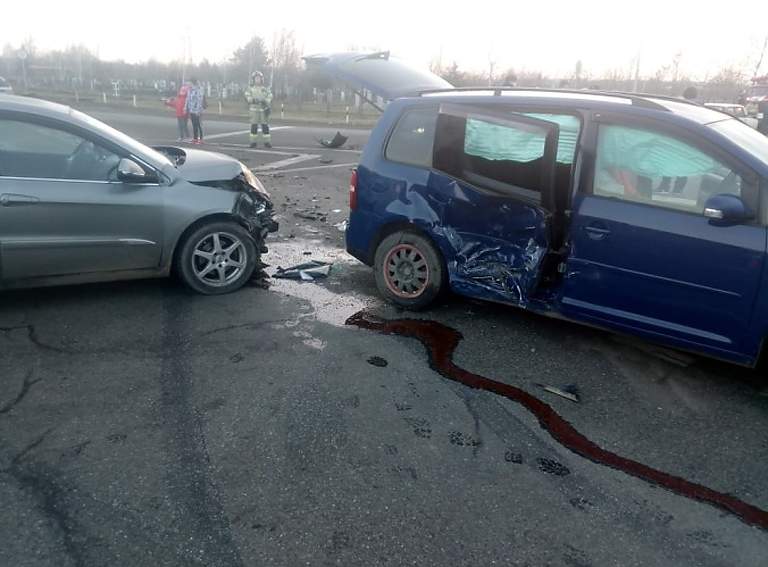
[318,131,348,148]
[535,383,581,403]
[274,260,332,281]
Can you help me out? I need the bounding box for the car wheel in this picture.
[374,231,445,310]
[177,221,257,295]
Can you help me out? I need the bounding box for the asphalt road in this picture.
[1,109,768,566]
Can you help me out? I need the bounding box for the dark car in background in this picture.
[0,95,277,294]
[313,54,768,366]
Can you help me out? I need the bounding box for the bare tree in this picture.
[270,30,301,99]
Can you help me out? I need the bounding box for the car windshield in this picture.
[70,109,173,169]
[709,118,768,166]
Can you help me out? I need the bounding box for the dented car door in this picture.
[426,104,560,306]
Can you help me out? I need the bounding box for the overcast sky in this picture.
[4,0,768,79]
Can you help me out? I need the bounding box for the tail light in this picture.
[349,168,358,211]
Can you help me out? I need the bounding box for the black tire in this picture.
[373,230,445,310]
[176,221,257,295]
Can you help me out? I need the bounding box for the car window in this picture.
[522,113,580,164]
[439,113,553,197]
[709,118,768,166]
[594,124,747,214]
[385,107,437,167]
[0,119,82,155]
[0,119,121,181]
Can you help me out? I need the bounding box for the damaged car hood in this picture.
[153,146,242,182]
[303,51,452,101]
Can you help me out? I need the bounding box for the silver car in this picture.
[0,95,277,294]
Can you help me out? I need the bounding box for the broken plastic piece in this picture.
[318,131,348,148]
[334,220,348,232]
[535,383,580,403]
[274,260,332,281]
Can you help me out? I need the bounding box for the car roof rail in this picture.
[418,87,669,111]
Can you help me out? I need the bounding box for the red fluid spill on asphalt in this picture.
[346,311,768,531]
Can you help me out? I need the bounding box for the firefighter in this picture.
[245,71,273,148]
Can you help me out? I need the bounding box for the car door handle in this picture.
[583,224,611,240]
[0,193,40,207]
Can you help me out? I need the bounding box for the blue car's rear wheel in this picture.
[374,231,445,310]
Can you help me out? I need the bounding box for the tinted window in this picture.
[385,108,437,167]
[594,124,749,214]
[0,119,120,181]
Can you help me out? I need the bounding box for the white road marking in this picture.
[210,143,303,157]
[274,145,363,154]
[204,125,293,141]
[252,154,320,171]
[257,162,356,175]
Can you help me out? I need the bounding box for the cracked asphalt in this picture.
[1,109,768,566]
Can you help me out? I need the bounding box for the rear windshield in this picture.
[708,118,768,167]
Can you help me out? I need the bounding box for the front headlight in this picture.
[241,164,270,198]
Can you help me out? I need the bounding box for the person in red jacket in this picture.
[164,83,190,141]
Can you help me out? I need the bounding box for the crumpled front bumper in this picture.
[233,193,279,251]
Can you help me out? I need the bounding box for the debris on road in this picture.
[367,356,389,367]
[334,220,348,232]
[274,260,332,281]
[248,260,271,289]
[319,157,334,164]
[535,383,581,403]
[318,131,349,148]
[294,210,328,222]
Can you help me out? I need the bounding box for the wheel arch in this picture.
[367,220,446,266]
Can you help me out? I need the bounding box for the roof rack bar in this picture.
[418,87,670,111]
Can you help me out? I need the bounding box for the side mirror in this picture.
[117,158,157,184]
[703,194,752,223]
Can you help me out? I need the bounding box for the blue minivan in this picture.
[311,53,768,366]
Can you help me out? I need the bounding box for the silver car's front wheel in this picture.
[177,221,257,295]
[191,231,248,287]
